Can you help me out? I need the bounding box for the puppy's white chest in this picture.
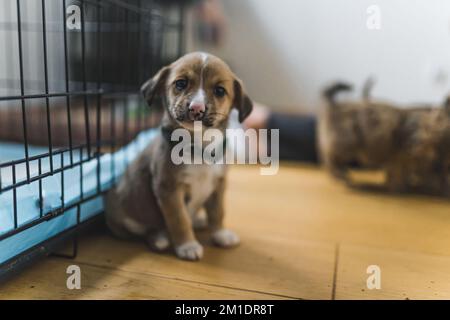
[182,164,225,213]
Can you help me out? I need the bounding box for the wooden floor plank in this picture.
[0,258,287,300]
[226,165,450,256]
[335,243,450,300]
[68,230,335,300]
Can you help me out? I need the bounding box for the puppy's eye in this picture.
[175,79,188,91]
[214,86,226,98]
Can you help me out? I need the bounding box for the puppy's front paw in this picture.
[175,240,204,261]
[212,229,240,248]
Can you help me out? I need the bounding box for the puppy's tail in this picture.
[323,82,353,107]
[362,76,376,102]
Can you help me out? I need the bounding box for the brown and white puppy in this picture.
[105,52,253,260]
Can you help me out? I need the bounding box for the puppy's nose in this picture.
[188,102,206,120]
[189,102,205,113]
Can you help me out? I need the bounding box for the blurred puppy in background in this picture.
[319,80,450,196]
[318,81,402,181]
[105,52,253,261]
[386,103,449,194]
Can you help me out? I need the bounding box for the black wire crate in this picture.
[0,0,184,281]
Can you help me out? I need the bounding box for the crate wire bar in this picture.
[0,0,184,281]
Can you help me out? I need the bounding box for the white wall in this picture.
[188,0,450,113]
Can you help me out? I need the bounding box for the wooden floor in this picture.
[1,164,450,300]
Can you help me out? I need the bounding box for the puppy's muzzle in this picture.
[188,102,206,121]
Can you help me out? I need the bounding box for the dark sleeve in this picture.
[266,112,318,163]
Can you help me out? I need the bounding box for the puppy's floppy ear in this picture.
[233,78,253,123]
[141,66,171,107]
